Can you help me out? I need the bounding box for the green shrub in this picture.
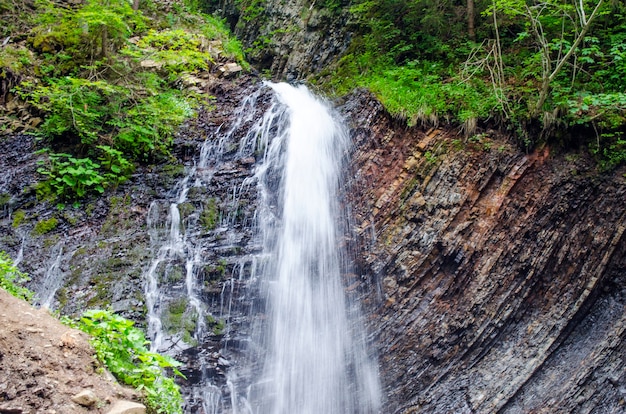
[0,251,34,301]
[109,92,193,160]
[18,78,125,145]
[77,309,184,414]
[96,145,135,186]
[126,29,213,78]
[37,152,106,200]
[31,0,145,68]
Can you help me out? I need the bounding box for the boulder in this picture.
[70,389,98,407]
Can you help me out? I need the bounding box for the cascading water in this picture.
[232,82,381,413]
[139,81,380,413]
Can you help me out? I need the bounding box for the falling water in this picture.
[143,136,218,353]
[241,82,381,413]
[36,242,65,309]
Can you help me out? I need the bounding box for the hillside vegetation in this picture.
[312,0,626,169]
[0,0,246,203]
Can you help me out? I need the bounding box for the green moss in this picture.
[166,267,184,283]
[200,198,219,231]
[177,202,195,221]
[11,210,26,228]
[32,217,58,235]
[0,193,10,208]
[205,313,225,336]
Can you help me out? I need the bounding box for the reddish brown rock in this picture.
[342,91,626,413]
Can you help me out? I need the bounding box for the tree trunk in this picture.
[468,0,476,41]
[101,26,109,59]
[133,0,140,11]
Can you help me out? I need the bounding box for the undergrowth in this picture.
[0,251,34,302]
[74,309,184,414]
[314,0,626,170]
[2,0,247,201]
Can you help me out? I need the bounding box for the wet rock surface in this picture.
[341,91,626,413]
[213,0,352,80]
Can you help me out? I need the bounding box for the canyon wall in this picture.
[341,91,626,413]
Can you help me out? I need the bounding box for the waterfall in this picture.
[241,82,381,413]
[140,80,380,413]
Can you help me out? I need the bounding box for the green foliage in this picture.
[19,78,124,144]
[31,0,145,66]
[109,92,193,160]
[325,56,499,127]
[96,145,135,186]
[37,152,106,200]
[199,15,247,65]
[36,147,133,202]
[127,29,213,77]
[76,309,184,414]
[0,251,34,302]
[8,0,248,201]
[325,0,626,170]
[236,0,266,23]
[0,45,34,73]
[591,132,626,172]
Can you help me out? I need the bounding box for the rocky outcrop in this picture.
[342,91,626,413]
[213,0,351,79]
[2,76,625,413]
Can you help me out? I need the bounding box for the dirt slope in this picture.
[0,289,138,414]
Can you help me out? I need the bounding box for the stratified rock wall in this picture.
[341,91,626,413]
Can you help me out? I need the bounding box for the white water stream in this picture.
[240,82,381,413]
[141,81,380,413]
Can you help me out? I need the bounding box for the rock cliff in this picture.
[342,91,626,413]
[211,0,352,79]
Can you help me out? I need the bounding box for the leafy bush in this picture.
[31,0,145,68]
[36,148,134,201]
[124,29,213,78]
[0,251,34,302]
[76,309,184,414]
[18,78,125,145]
[109,92,193,160]
[37,152,106,200]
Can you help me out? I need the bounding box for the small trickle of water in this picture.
[36,243,65,309]
[143,137,220,353]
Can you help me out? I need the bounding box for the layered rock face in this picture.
[341,92,626,413]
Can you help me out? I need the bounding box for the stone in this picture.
[105,400,146,414]
[139,59,162,69]
[218,63,242,78]
[0,404,23,413]
[71,389,98,407]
